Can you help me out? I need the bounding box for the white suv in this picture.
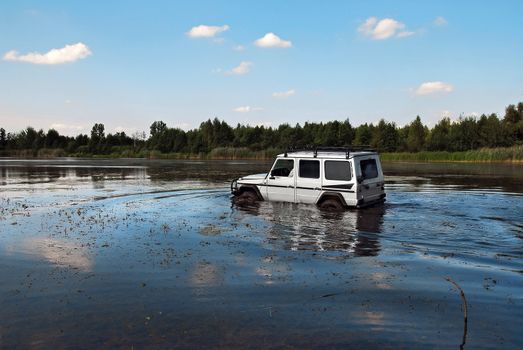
[231,147,386,210]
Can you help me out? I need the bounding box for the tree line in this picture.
[1,102,522,157]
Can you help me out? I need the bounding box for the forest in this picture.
[1,102,522,160]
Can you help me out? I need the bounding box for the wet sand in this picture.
[0,159,522,349]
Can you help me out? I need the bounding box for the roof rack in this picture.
[283,146,376,159]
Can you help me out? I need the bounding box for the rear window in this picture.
[325,161,352,181]
[360,159,378,180]
[299,160,320,179]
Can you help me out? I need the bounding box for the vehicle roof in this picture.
[276,151,377,159]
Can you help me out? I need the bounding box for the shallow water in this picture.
[0,158,522,349]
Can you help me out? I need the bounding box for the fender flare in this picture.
[237,184,264,201]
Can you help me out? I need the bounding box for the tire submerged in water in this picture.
[234,190,259,205]
[318,198,345,211]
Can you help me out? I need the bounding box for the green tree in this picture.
[89,123,106,153]
[406,116,426,152]
[503,104,521,124]
[45,129,60,148]
[372,120,398,152]
[426,118,451,151]
[0,128,6,150]
[477,114,503,147]
[354,123,372,145]
[150,121,167,137]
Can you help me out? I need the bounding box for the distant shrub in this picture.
[37,148,66,158]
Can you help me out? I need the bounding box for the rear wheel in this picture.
[318,198,344,211]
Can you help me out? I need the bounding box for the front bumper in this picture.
[230,178,239,195]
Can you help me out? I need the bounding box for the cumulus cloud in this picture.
[415,81,454,95]
[233,106,263,113]
[254,33,292,48]
[272,89,295,98]
[226,61,252,75]
[187,24,230,38]
[50,123,85,135]
[3,42,92,64]
[434,16,448,26]
[358,17,413,40]
[440,110,452,118]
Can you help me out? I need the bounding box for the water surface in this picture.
[0,158,522,349]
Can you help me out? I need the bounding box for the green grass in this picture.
[3,145,522,162]
[381,145,523,162]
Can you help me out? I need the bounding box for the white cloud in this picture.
[3,42,92,65]
[397,31,415,38]
[50,123,85,135]
[114,126,140,135]
[441,110,452,118]
[173,122,192,131]
[233,106,263,113]
[272,89,296,98]
[434,16,448,26]
[227,61,252,75]
[187,24,230,38]
[256,121,272,128]
[233,45,245,51]
[415,81,454,95]
[254,33,292,48]
[358,17,413,40]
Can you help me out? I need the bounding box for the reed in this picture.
[3,145,522,162]
[381,145,523,162]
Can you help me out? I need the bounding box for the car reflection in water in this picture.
[233,200,385,257]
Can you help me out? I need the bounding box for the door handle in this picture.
[314,187,321,190]
[269,176,275,180]
[287,185,293,188]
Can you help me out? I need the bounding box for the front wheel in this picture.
[234,190,259,205]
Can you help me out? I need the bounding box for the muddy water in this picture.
[0,158,521,349]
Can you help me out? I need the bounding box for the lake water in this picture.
[0,158,522,349]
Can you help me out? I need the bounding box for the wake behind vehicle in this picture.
[231,146,386,210]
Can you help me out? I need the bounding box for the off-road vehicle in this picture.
[231,147,386,210]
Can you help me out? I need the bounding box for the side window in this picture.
[299,160,320,179]
[325,161,352,181]
[360,159,378,180]
[271,159,294,177]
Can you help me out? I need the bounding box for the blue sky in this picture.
[1,0,522,135]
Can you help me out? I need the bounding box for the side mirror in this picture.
[357,176,364,184]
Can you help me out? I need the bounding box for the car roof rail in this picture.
[283,145,376,159]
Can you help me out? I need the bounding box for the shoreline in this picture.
[1,155,522,164]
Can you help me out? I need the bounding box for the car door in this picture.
[358,157,383,202]
[296,159,322,204]
[322,159,355,193]
[266,158,296,203]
